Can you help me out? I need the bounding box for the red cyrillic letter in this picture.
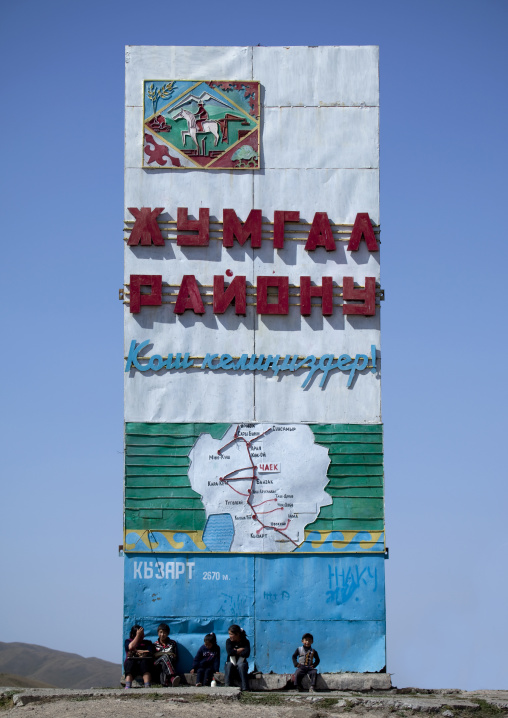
[223,209,262,248]
[273,211,300,249]
[347,213,379,251]
[305,212,336,251]
[300,276,334,315]
[342,277,376,316]
[257,276,289,315]
[174,275,205,314]
[129,275,162,314]
[177,207,210,246]
[213,276,247,315]
[127,207,165,246]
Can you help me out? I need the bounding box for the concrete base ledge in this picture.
[7,687,240,707]
[249,672,392,691]
[181,671,391,691]
[120,671,392,691]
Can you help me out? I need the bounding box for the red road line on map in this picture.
[220,466,255,481]
[226,484,249,497]
[251,498,278,508]
[218,427,298,547]
[254,507,283,516]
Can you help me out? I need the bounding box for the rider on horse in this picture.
[194,102,209,131]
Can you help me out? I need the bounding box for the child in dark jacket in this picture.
[224,624,250,691]
[292,632,320,692]
[124,625,154,689]
[190,633,220,686]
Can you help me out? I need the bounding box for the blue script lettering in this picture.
[125,340,377,389]
[125,339,151,372]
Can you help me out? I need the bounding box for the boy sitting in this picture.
[154,623,180,687]
[292,633,320,692]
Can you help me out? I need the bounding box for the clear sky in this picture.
[1,0,507,692]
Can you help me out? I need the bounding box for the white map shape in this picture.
[188,423,332,552]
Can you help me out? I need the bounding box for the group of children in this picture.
[124,624,319,692]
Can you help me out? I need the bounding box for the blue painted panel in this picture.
[255,555,385,621]
[122,616,253,674]
[123,553,386,673]
[124,554,254,672]
[256,620,386,673]
[124,554,254,617]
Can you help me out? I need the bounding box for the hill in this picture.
[0,643,121,689]
[0,672,55,688]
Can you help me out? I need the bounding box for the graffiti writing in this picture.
[263,590,290,603]
[326,564,377,604]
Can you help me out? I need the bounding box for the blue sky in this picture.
[1,0,507,691]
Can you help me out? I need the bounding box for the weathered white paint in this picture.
[262,107,379,169]
[124,166,255,210]
[254,369,381,424]
[124,46,380,424]
[125,369,256,423]
[253,168,379,222]
[253,46,379,108]
[125,46,253,107]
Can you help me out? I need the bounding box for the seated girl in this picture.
[190,632,220,686]
[224,624,250,691]
[124,625,154,689]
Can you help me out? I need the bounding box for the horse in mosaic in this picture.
[172,108,221,150]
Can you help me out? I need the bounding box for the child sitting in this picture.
[124,625,154,689]
[292,632,320,692]
[224,624,250,691]
[154,622,180,687]
[190,632,220,686]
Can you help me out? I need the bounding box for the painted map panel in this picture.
[143,80,260,170]
[124,422,385,554]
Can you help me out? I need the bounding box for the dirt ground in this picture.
[2,690,508,718]
[5,696,342,718]
[0,697,394,718]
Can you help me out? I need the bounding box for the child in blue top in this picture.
[190,632,220,687]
